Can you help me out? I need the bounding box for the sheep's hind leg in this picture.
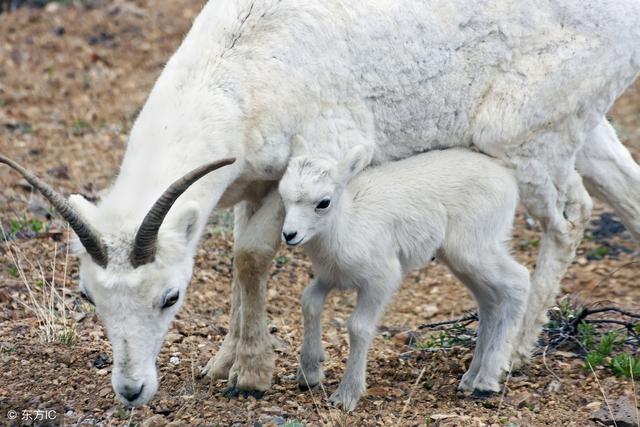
[510,133,593,369]
[297,280,331,389]
[224,189,284,396]
[329,265,401,412]
[577,119,640,242]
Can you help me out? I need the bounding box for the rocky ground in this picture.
[0,1,639,426]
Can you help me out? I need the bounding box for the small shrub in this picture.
[610,354,640,378]
[577,322,595,350]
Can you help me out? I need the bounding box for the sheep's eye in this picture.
[162,291,180,309]
[316,199,331,210]
[80,290,94,305]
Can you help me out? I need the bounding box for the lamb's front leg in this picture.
[297,280,330,389]
[226,189,284,395]
[329,268,400,412]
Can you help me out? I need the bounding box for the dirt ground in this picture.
[0,2,639,426]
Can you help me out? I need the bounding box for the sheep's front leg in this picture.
[225,189,284,395]
[201,201,255,380]
[297,280,331,389]
[329,268,400,412]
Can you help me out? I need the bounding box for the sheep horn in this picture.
[0,155,109,268]
[130,157,236,268]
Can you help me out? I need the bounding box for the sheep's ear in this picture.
[290,135,308,157]
[338,145,370,181]
[67,194,99,255]
[68,194,98,219]
[170,201,200,245]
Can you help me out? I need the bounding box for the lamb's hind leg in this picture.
[442,246,529,394]
[577,119,640,242]
[511,132,593,368]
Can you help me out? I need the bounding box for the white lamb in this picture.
[278,144,530,411]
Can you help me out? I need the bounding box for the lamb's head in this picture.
[0,156,234,407]
[279,144,369,246]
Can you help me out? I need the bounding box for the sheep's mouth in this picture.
[286,236,305,247]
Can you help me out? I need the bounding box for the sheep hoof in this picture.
[298,382,320,391]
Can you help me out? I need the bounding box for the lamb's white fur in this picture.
[11,0,640,405]
[279,146,530,410]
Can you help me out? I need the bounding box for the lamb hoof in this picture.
[328,386,363,412]
[471,389,498,400]
[222,386,265,399]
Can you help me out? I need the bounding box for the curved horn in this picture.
[0,155,108,268]
[130,157,236,268]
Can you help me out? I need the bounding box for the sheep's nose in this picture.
[119,383,144,403]
[283,231,297,243]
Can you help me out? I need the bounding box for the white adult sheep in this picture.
[278,144,530,410]
[2,0,640,406]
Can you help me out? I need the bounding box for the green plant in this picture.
[59,327,77,346]
[610,354,640,378]
[9,215,43,237]
[598,331,621,356]
[589,246,610,260]
[417,322,474,350]
[583,352,604,371]
[7,265,19,278]
[276,255,290,265]
[582,330,625,372]
[71,119,91,136]
[577,322,595,350]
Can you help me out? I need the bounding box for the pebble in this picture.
[591,395,639,427]
[169,356,180,366]
[141,415,167,427]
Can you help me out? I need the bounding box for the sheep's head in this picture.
[279,143,370,246]
[0,156,234,407]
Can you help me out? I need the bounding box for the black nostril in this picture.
[121,384,144,402]
[283,231,297,242]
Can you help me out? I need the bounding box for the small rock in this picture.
[169,356,180,366]
[47,165,70,180]
[93,352,111,369]
[586,401,602,411]
[393,331,420,347]
[99,387,111,398]
[28,198,51,219]
[45,2,60,12]
[141,415,167,427]
[591,395,639,427]
[546,379,562,393]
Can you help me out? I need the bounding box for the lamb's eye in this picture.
[80,290,94,305]
[316,199,331,210]
[162,291,180,309]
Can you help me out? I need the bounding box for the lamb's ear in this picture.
[338,145,371,181]
[170,201,200,245]
[290,135,309,157]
